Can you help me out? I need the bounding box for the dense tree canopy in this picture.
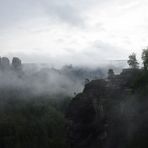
[127,53,139,69]
[142,48,148,71]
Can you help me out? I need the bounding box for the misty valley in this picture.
[2,0,148,147]
[0,49,148,148]
[0,56,107,148]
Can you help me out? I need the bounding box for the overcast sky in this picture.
[0,0,148,67]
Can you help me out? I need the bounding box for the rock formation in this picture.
[66,69,143,148]
[1,57,10,70]
[12,57,22,71]
[0,57,22,72]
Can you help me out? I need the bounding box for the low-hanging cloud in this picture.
[0,67,83,98]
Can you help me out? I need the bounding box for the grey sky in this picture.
[0,0,148,67]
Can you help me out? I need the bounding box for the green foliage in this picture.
[0,93,70,148]
[142,48,148,71]
[131,70,148,94]
[127,53,139,69]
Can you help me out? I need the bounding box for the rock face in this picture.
[66,80,109,148]
[66,70,138,148]
[1,57,10,70]
[12,57,22,71]
[0,57,22,71]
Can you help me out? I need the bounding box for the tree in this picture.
[142,48,148,71]
[127,53,139,69]
[108,69,114,79]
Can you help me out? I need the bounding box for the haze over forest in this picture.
[1,0,148,148]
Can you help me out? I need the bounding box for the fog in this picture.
[0,58,107,98]
[0,57,128,103]
[0,66,82,98]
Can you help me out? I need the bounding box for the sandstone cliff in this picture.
[66,69,148,148]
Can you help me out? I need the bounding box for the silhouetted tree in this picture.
[142,48,148,71]
[108,69,114,79]
[127,53,139,69]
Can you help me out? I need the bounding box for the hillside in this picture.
[66,68,148,148]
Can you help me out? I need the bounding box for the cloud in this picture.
[38,0,84,26]
[0,0,148,66]
[0,0,87,28]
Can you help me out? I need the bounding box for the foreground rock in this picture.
[66,69,148,148]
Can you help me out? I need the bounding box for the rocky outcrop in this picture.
[1,57,10,70]
[66,70,136,148]
[0,57,22,72]
[12,57,22,71]
[66,80,108,148]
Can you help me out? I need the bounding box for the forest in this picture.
[0,48,148,148]
[0,56,105,148]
